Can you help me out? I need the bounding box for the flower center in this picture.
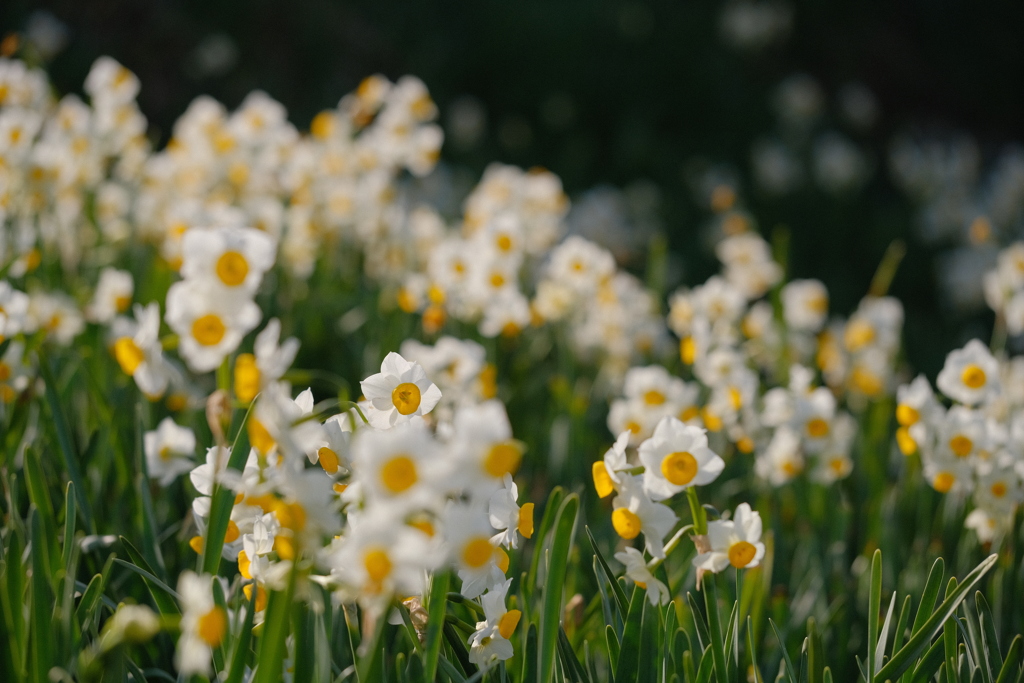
[806,418,830,439]
[991,482,1008,498]
[961,364,986,389]
[462,537,494,569]
[381,455,417,493]
[612,508,642,540]
[192,314,226,346]
[114,337,145,375]
[643,390,666,406]
[391,382,422,415]
[115,295,131,312]
[933,471,955,493]
[197,606,227,647]
[216,250,249,287]
[728,540,757,568]
[844,320,875,351]
[661,451,698,486]
[896,427,917,455]
[948,435,973,458]
[364,547,392,583]
[234,353,260,403]
[496,234,513,251]
[484,441,522,478]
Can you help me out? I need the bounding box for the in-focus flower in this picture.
[360,352,442,429]
[693,503,765,573]
[611,475,678,559]
[638,417,724,501]
[468,578,521,666]
[165,280,261,373]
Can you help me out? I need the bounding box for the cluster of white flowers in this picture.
[985,242,1024,334]
[897,339,1024,545]
[593,418,764,604]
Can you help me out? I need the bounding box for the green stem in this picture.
[687,487,708,535]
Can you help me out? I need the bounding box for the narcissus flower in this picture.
[87,268,133,323]
[165,280,261,373]
[144,417,196,486]
[468,578,521,666]
[611,475,678,559]
[638,417,724,501]
[181,226,275,296]
[113,303,174,398]
[693,503,765,573]
[614,546,670,605]
[488,473,534,549]
[360,352,442,429]
[175,571,227,677]
[936,339,1000,406]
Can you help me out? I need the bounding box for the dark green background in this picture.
[4,0,1024,376]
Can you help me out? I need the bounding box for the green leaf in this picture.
[605,624,620,675]
[770,618,798,683]
[224,582,258,683]
[868,549,882,682]
[695,644,715,683]
[586,526,628,619]
[702,577,728,683]
[423,571,450,681]
[687,593,711,654]
[29,508,55,683]
[995,636,1022,683]
[522,623,538,683]
[134,402,165,576]
[117,537,180,616]
[61,482,77,574]
[976,593,1002,676]
[255,565,296,683]
[807,618,823,683]
[874,554,999,683]
[539,493,579,683]
[527,486,565,599]
[747,616,763,683]
[615,584,645,682]
[39,351,94,533]
[909,638,945,683]
[201,401,255,576]
[910,558,945,639]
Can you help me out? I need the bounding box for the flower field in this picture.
[1,44,1023,683]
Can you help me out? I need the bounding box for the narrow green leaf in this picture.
[616,584,645,682]
[770,618,798,683]
[225,584,258,683]
[539,494,579,683]
[527,486,565,598]
[911,558,945,638]
[557,627,589,683]
[135,403,165,576]
[976,593,1002,675]
[61,482,77,574]
[586,526,628,619]
[522,623,538,683]
[29,508,55,683]
[875,592,897,678]
[807,618,822,683]
[201,402,255,576]
[892,595,912,662]
[423,570,450,681]
[255,565,296,683]
[695,645,715,683]
[909,637,944,683]
[117,538,180,615]
[994,636,1022,683]
[687,593,711,654]
[39,351,94,532]
[606,624,620,676]
[747,616,763,683]
[868,549,882,682]
[702,577,728,683]
[875,555,998,683]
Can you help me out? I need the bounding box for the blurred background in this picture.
[3,0,1024,376]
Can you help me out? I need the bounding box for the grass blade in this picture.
[875,554,999,683]
[539,494,579,683]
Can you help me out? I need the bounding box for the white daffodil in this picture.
[327,508,437,612]
[28,291,84,345]
[360,352,442,429]
[895,375,940,455]
[87,268,133,323]
[755,426,804,486]
[693,503,765,573]
[488,473,534,549]
[545,236,615,296]
[113,302,174,398]
[181,226,276,296]
[638,417,724,501]
[144,417,195,486]
[468,578,521,666]
[250,384,324,465]
[175,571,226,677]
[450,400,524,498]
[781,279,828,332]
[478,289,532,339]
[611,475,678,559]
[444,502,509,599]
[165,279,261,373]
[614,546,670,605]
[351,418,446,513]
[936,339,1000,406]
